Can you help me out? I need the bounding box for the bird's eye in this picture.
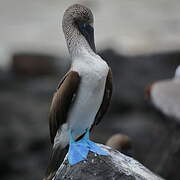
[79,23,93,33]
[79,23,87,29]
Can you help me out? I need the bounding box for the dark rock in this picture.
[11,53,57,76]
[99,49,180,112]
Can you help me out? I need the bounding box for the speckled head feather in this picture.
[63,4,93,26]
[62,4,95,56]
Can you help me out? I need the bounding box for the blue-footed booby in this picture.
[44,4,112,180]
[146,65,180,120]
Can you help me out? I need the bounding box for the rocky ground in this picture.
[0,49,180,180]
[55,145,164,180]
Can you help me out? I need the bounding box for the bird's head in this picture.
[62,4,96,53]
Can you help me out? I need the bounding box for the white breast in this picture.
[68,54,109,138]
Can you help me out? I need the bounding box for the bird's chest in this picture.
[80,69,106,94]
[68,59,108,136]
[72,58,109,95]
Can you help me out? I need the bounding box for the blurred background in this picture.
[0,0,180,180]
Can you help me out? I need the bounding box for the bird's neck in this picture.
[70,37,96,59]
[65,28,96,59]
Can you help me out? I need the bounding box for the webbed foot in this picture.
[67,129,108,165]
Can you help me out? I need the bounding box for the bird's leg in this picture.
[84,128,90,140]
[67,130,89,165]
[82,128,109,156]
[67,128,108,165]
[69,129,74,143]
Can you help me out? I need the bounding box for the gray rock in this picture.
[54,145,164,180]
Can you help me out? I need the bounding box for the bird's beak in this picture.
[78,23,96,53]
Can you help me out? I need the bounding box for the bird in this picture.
[146,65,180,121]
[44,4,112,180]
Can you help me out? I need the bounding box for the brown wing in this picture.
[93,68,113,127]
[49,71,80,144]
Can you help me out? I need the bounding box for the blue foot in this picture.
[67,129,109,165]
[67,130,89,165]
[82,129,109,156]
